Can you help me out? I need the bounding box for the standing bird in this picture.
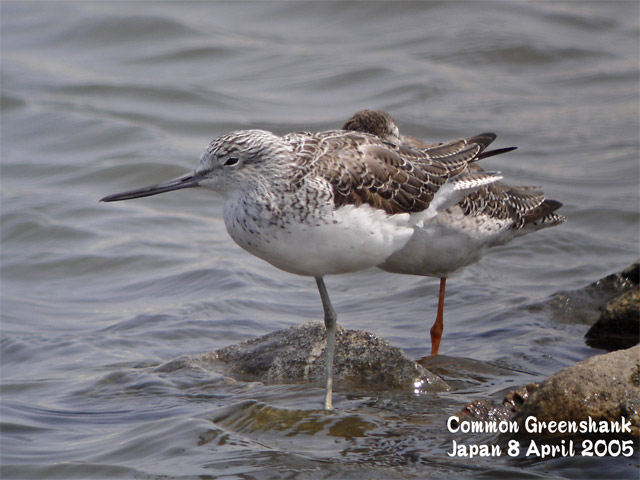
[101,114,563,410]
[342,110,565,356]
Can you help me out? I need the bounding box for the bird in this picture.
[342,110,565,356]
[100,113,564,410]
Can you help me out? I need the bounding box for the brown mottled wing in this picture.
[288,130,561,225]
[309,132,453,215]
[395,133,498,175]
[340,111,563,227]
[460,163,563,228]
[408,135,563,227]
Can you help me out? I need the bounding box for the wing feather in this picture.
[292,116,563,230]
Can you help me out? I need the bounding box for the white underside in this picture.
[219,170,524,278]
[222,173,527,279]
[224,202,414,277]
[379,205,515,278]
[373,172,517,278]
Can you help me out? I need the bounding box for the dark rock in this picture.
[509,345,640,441]
[545,259,639,326]
[585,287,640,351]
[456,400,513,424]
[211,321,449,392]
[455,383,539,424]
[502,383,539,413]
[594,259,639,290]
[621,260,640,285]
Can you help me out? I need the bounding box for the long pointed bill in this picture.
[100,172,200,202]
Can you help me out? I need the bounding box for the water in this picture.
[1,1,638,478]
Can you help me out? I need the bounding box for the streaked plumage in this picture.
[100,110,564,408]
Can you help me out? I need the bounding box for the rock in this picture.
[621,260,640,284]
[545,259,639,326]
[593,259,639,291]
[456,399,513,424]
[509,345,640,441]
[502,383,540,413]
[211,321,449,392]
[585,287,640,351]
[455,383,539,423]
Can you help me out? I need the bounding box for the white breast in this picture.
[223,197,414,277]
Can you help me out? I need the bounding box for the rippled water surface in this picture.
[2,2,639,479]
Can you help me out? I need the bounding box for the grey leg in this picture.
[315,276,337,411]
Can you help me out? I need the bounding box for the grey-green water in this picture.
[2,2,638,479]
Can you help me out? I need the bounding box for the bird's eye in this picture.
[224,157,239,167]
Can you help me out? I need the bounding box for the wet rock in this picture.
[456,399,512,424]
[510,345,640,441]
[503,383,540,413]
[585,287,640,351]
[621,260,640,284]
[589,259,639,293]
[545,259,638,324]
[212,321,449,391]
[455,383,539,423]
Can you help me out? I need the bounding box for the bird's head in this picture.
[100,129,290,203]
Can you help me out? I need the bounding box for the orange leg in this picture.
[430,277,446,356]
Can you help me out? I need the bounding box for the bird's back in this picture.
[339,110,566,277]
[340,110,565,235]
[285,129,503,217]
